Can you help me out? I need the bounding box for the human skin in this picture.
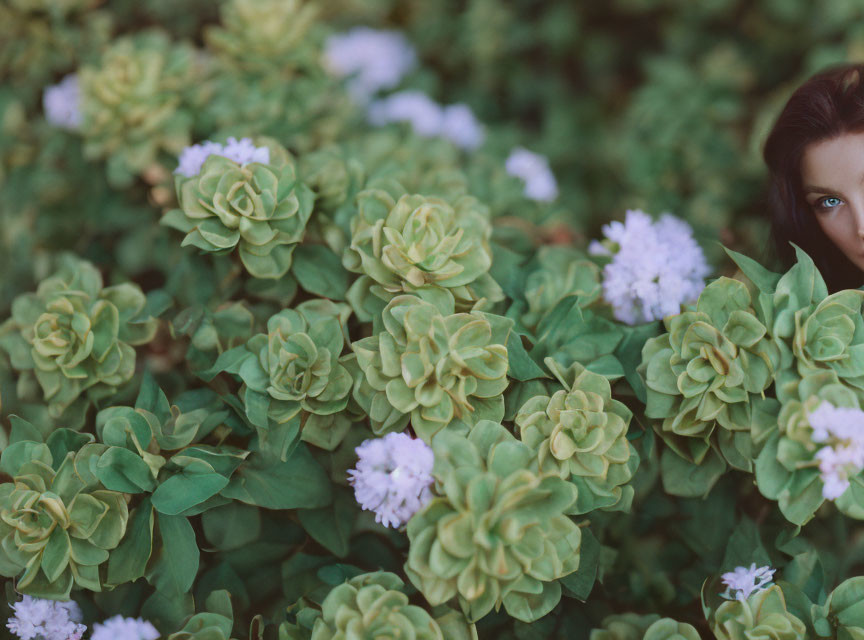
[801,130,864,271]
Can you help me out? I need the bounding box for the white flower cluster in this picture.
[324,27,417,101]
[91,615,160,640]
[6,596,86,640]
[589,209,710,325]
[720,563,776,601]
[368,90,485,150]
[174,137,270,178]
[505,147,558,202]
[348,432,434,528]
[43,74,82,130]
[808,401,864,500]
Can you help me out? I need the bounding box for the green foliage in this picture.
[7,1,864,637]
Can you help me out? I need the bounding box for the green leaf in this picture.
[141,289,174,319]
[0,441,52,476]
[244,388,271,430]
[201,502,261,551]
[151,459,230,515]
[560,527,599,601]
[506,332,546,381]
[490,242,527,300]
[150,514,199,596]
[41,528,71,583]
[721,516,772,572]
[616,322,661,403]
[292,244,348,300]
[585,354,625,380]
[135,372,171,423]
[141,590,194,635]
[221,446,332,509]
[46,429,92,465]
[196,345,253,383]
[724,246,781,294]
[107,498,154,586]
[95,447,157,493]
[660,446,726,498]
[8,416,42,444]
[296,488,356,558]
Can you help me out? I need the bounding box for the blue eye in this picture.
[815,196,843,211]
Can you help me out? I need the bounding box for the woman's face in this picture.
[801,131,864,271]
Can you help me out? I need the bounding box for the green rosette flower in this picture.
[236,300,354,450]
[0,441,129,599]
[79,30,193,184]
[708,585,807,640]
[756,369,864,525]
[590,613,700,640]
[516,357,639,514]
[0,255,158,419]
[162,139,314,279]
[639,277,782,495]
[350,295,511,442]
[405,420,581,623]
[728,245,864,403]
[204,0,318,76]
[343,185,503,316]
[520,247,601,330]
[784,288,864,402]
[310,572,460,640]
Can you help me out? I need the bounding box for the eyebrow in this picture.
[803,185,835,195]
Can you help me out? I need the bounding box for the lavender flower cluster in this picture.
[367,90,485,150]
[174,137,271,178]
[348,432,434,528]
[6,596,159,640]
[808,401,864,500]
[590,209,710,324]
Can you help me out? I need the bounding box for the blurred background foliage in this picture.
[321,0,864,263]
[8,0,864,307]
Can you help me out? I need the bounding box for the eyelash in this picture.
[814,196,843,212]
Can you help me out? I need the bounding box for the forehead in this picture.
[801,131,864,187]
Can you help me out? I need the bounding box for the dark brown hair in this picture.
[764,63,864,291]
